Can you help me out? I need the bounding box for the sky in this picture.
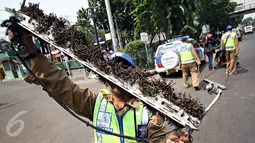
[0,0,89,39]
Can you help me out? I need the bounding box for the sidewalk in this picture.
[0,77,24,82]
[0,69,91,82]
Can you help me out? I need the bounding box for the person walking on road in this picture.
[221,25,240,75]
[204,34,215,71]
[178,36,201,91]
[7,30,190,143]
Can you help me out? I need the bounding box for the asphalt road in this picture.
[0,33,255,143]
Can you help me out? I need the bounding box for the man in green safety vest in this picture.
[221,25,240,75]
[178,36,201,91]
[8,30,190,143]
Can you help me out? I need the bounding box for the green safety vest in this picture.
[178,43,195,64]
[93,89,151,143]
[222,32,236,51]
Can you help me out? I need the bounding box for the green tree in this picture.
[242,17,254,26]
[132,0,158,43]
[229,13,244,28]
[88,0,135,43]
[88,0,198,45]
[76,8,92,28]
[197,0,241,32]
[74,6,112,48]
[180,25,198,38]
[132,0,198,42]
[169,0,198,35]
[73,7,95,47]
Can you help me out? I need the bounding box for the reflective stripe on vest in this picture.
[222,32,236,51]
[178,43,195,64]
[93,89,151,143]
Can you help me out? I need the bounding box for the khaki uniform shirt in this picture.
[24,54,166,143]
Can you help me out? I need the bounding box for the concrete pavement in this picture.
[1,33,255,143]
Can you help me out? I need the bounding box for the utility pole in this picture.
[114,14,123,49]
[89,1,100,47]
[105,0,118,52]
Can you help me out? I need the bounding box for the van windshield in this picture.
[156,43,181,56]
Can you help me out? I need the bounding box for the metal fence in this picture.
[128,43,159,68]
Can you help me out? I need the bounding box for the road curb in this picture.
[1,77,24,82]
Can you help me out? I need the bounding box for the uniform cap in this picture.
[226,25,232,30]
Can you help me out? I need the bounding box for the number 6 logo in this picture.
[6,110,27,137]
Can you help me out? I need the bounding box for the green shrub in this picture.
[118,48,125,53]
[124,40,147,67]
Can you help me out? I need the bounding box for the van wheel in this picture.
[159,73,167,77]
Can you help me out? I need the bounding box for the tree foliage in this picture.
[242,17,255,26]
[74,0,135,48]
[73,7,95,46]
[197,0,242,32]
[74,0,243,50]
[89,0,135,41]
[131,0,198,41]
[180,25,198,38]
